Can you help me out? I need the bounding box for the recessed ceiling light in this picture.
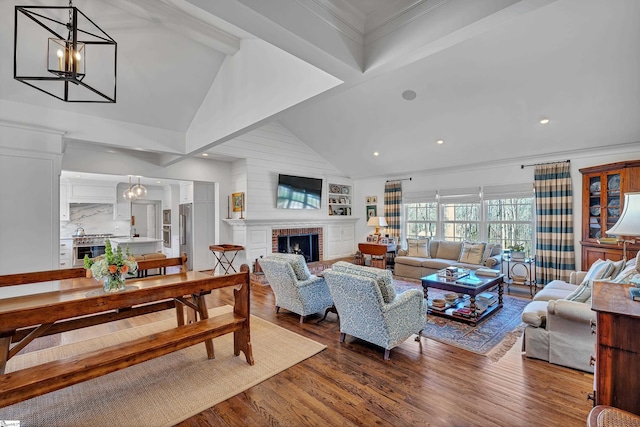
[436,139,444,145]
[156,180,162,184]
[202,153,209,157]
[540,118,550,124]
[373,152,379,156]
[402,90,417,101]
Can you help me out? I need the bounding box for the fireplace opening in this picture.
[277,234,319,262]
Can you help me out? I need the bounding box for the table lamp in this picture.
[367,216,388,235]
[606,192,640,271]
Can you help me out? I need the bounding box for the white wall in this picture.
[0,124,64,296]
[354,143,640,268]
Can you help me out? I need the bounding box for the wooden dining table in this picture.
[0,266,253,408]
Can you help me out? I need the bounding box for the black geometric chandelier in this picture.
[14,1,117,103]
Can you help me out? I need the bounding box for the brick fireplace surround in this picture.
[272,227,323,261]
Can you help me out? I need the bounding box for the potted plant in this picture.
[508,244,526,260]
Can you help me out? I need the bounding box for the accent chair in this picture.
[259,254,333,323]
[323,261,427,360]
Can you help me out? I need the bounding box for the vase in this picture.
[103,273,126,293]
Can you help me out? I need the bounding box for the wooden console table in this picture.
[0,264,253,408]
[358,243,397,269]
[591,281,640,415]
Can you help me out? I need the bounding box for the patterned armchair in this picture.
[323,262,427,360]
[259,254,333,323]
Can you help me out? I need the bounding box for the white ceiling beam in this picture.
[102,0,241,54]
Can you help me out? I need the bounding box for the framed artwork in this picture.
[372,234,379,243]
[232,192,244,212]
[366,205,377,220]
[371,196,378,203]
[380,237,389,244]
[366,235,373,242]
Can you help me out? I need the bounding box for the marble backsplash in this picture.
[61,203,131,238]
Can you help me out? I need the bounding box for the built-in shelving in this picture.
[328,183,352,216]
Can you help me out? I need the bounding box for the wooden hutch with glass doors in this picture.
[580,160,640,270]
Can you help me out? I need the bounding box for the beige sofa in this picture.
[521,258,636,373]
[394,239,502,280]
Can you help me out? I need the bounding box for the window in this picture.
[442,202,480,241]
[402,184,534,254]
[486,198,534,255]
[406,202,437,239]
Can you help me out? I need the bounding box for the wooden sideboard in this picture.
[591,281,640,415]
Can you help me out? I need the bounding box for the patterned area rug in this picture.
[394,276,528,361]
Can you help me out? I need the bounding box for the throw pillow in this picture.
[407,238,429,257]
[565,280,593,303]
[579,259,615,286]
[436,240,462,260]
[482,243,496,263]
[458,242,486,265]
[612,261,639,284]
[609,259,626,280]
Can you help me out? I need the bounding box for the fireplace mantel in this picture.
[223,217,358,268]
[223,217,358,227]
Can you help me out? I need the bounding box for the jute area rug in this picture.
[0,305,326,427]
[394,276,528,362]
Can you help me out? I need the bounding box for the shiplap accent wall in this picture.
[215,122,356,268]
[214,122,351,219]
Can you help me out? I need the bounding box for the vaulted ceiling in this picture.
[1,0,639,178]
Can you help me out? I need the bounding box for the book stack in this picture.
[629,287,640,302]
[476,268,500,277]
[478,292,498,306]
[452,307,472,318]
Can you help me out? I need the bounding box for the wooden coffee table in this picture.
[421,270,504,326]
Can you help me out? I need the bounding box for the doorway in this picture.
[131,201,161,238]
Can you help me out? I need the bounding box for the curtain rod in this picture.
[521,160,570,169]
[386,177,412,182]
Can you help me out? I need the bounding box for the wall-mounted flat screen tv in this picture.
[277,174,322,209]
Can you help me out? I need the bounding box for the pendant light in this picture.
[14,0,117,102]
[132,176,147,199]
[123,176,137,201]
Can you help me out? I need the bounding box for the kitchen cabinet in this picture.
[67,180,117,204]
[326,223,355,259]
[591,281,640,415]
[114,183,132,220]
[59,239,73,269]
[580,160,640,270]
[180,182,194,204]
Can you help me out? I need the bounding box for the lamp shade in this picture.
[367,216,388,235]
[367,216,388,227]
[606,192,640,237]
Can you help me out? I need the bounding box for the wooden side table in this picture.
[358,243,397,270]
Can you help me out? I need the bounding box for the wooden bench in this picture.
[0,263,253,408]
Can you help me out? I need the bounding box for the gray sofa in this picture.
[394,239,502,280]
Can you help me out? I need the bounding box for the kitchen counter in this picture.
[110,237,163,255]
[110,237,163,244]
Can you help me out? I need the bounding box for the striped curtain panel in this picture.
[384,181,402,241]
[534,162,576,284]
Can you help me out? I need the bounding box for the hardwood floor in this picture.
[32,278,594,426]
